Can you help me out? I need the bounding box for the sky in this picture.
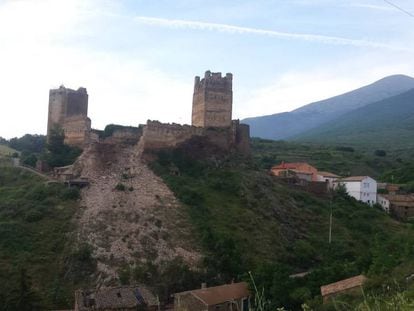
[0,0,413,138]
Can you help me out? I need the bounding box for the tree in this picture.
[3,268,43,311]
[374,150,386,157]
[42,125,82,168]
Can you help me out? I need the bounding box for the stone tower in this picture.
[192,70,233,128]
[47,86,91,146]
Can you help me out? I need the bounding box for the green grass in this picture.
[0,144,18,156]
[0,167,94,310]
[149,141,414,310]
[251,138,414,183]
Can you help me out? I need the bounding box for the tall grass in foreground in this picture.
[249,272,414,311]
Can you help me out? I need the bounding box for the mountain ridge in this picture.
[242,74,414,140]
[293,87,414,149]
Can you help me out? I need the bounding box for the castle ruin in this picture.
[47,86,91,147]
[47,71,250,155]
[192,71,233,128]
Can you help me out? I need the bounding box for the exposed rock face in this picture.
[72,143,200,282]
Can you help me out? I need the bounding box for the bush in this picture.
[115,183,126,191]
[61,187,80,200]
[374,150,386,157]
[336,146,355,152]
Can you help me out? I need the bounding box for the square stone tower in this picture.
[192,70,233,128]
[47,86,91,146]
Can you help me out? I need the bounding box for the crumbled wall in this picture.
[138,120,250,155]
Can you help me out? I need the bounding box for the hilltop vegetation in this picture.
[149,138,414,309]
[0,167,94,310]
[295,88,414,150]
[1,133,414,309]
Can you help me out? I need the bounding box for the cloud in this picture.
[0,0,193,138]
[236,57,414,119]
[135,16,412,52]
[350,3,395,11]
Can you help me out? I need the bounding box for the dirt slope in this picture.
[72,143,200,283]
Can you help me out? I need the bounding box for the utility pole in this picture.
[328,193,333,244]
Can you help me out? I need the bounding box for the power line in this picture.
[383,0,414,18]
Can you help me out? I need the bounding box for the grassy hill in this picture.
[0,144,18,156]
[0,167,94,310]
[149,139,414,309]
[243,75,414,140]
[2,136,414,309]
[294,88,414,150]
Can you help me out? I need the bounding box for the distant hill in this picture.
[242,75,414,140]
[294,88,414,149]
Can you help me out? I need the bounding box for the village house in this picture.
[271,162,319,182]
[320,275,367,303]
[377,194,414,220]
[377,183,401,194]
[317,171,340,190]
[74,286,158,311]
[174,282,250,311]
[334,176,377,205]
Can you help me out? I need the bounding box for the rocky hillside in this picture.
[71,142,201,283]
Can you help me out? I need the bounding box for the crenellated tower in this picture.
[192,70,233,128]
[47,86,91,146]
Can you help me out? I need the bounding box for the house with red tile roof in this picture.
[321,275,367,303]
[271,162,319,182]
[174,282,250,311]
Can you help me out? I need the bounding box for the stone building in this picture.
[74,286,158,311]
[377,194,414,220]
[174,282,250,311]
[47,85,91,147]
[192,71,233,128]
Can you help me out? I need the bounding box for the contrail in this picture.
[135,16,412,52]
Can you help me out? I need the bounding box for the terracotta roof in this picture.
[176,282,249,306]
[75,286,157,310]
[321,275,367,297]
[318,171,340,178]
[272,162,311,170]
[380,194,414,207]
[337,176,371,182]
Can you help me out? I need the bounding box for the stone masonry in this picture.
[47,71,250,155]
[47,86,91,147]
[192,71,233,128]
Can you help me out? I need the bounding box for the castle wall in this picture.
[192,71,233,128]
[138,120,250,155]
[139,121,204,151]
[63,116,91,147]
[102,127,143,145]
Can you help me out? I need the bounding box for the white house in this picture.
[377,194,390,213]
[334,176,377,205]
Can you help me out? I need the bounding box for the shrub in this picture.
[336,146,355,152]
[61,187,80,200]
[115,183,126,191]
[374,150,386,157]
